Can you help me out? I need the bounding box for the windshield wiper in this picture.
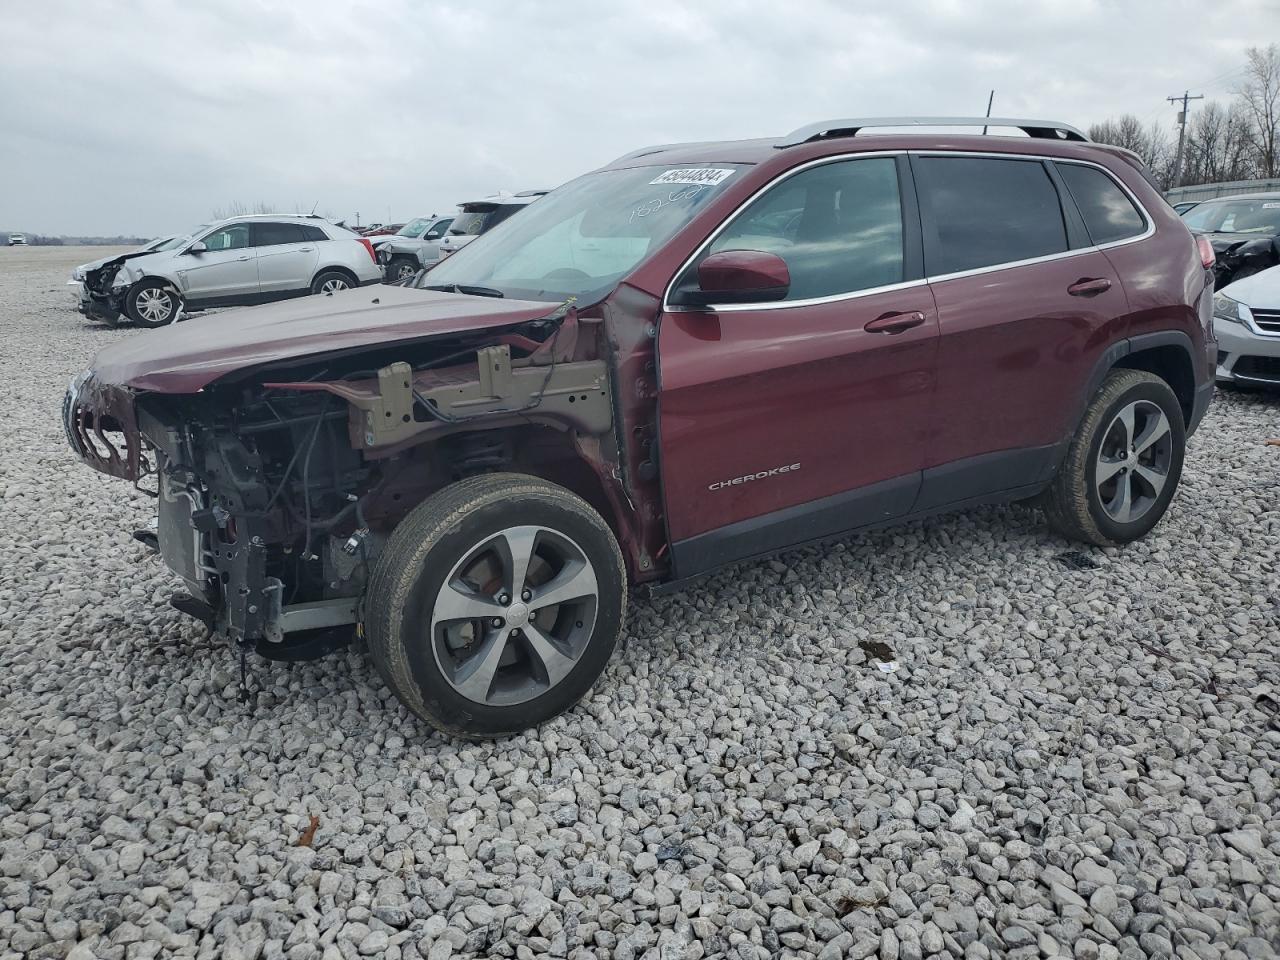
[423,283,505,298]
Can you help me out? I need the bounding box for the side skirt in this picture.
[663,444,1066,589]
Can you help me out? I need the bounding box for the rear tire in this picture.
[1041,369,1185,546]
[310,270,354,295]
[125,279,182,327]
[365,474,626,738]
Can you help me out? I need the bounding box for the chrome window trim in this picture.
[662,149,1155,313]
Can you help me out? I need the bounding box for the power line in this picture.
[1168,90,1204,187]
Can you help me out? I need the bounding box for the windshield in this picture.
[398,217,432,237]
[1183,199,1280,235]
[418,165,745,302]
[151,235,188,252]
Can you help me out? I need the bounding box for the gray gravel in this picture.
[2,245,1279,960]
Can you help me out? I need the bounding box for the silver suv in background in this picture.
[372,215,454,282]
[74,215,383,327]
[436,192,546,259]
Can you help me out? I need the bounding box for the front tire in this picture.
[365,474,626,738]
[385,255,418,284]
[1041,369,1186,546]
[125,280,181,327]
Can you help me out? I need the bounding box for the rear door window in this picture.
[299,224,329,242]
[915,156,1068,275]
[253,222,306,246]
[1056,163,1146,245]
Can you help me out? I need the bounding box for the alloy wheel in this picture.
[430,525,599,706]
[320,278,350,293]
[136,288,174,323]
[1095,399,1173,524]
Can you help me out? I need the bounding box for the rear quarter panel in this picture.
[1099,158,1214,383]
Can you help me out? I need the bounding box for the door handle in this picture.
[235,256,250,262]
[1067,277,1112,297]
[864,310,926,334]
[298,247,313,253]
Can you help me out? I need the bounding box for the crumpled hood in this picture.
[1200,231,1278,253]
[90,285,561,394]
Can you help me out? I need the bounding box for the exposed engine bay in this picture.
[64,305,636,659]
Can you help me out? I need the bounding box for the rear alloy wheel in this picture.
[365,474,626,738]
[125,280,181,327]
[1041,369,1185,546]
[310,270,353,295]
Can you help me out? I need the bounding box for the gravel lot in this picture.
[1,245,1278,960]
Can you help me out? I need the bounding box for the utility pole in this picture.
[1167,90,1203,188]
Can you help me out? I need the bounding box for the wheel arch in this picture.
[1111,332,1196,428]
[1078,331,1198,432]
[312,264,359,287]
[370,423,642,581]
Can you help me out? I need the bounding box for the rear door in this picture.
[911,153,1127,510]
[254,221,320,294]
[657,154,940,578]
[176,222,259,303]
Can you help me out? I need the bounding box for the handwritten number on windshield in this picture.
[629,186,706,224]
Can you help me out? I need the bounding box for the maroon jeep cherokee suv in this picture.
[66,117,1216,736]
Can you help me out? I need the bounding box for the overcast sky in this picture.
[2,0,1276,236]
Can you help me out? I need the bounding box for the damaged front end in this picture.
[64,303,634,660]
[74,251,159,324]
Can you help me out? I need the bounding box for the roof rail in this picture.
[777,116,1089,148]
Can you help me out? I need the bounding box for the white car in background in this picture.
[1213,264,1280,388]
[436,192,547,259]
[7,233,27,246]
[74,215,383,326]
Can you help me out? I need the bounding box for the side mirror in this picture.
[186,241,208,255]
[672,249,790,307]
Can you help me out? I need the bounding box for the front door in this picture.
[909,153,1127,510]
[657,155,939,578]
[254,221,320,295]
[176,222,259,303]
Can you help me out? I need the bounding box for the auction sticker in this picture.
[650,168,736,186]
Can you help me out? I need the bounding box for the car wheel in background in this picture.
[385,255,418,283]
[125,280,181,327]
[365,473,626,739]
[1041,369,1186,547]
[310,271,353,295]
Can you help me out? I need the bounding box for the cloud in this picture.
[0,0,1273,235]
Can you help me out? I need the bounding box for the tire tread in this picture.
[364,473,625,739]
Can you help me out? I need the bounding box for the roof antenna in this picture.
[309,200,319,216]
[982,91,994,135]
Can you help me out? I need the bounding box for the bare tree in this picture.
[1088,115,1175,186]
[1236,43,1280,177]
[1183,101,1258,184]
[210,200,276,221]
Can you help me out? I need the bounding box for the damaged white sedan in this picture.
[73,214,383,327]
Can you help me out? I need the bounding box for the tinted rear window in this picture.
[1057,163,1146,245]
[916,156,1067,275]
[299,224,329,242]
